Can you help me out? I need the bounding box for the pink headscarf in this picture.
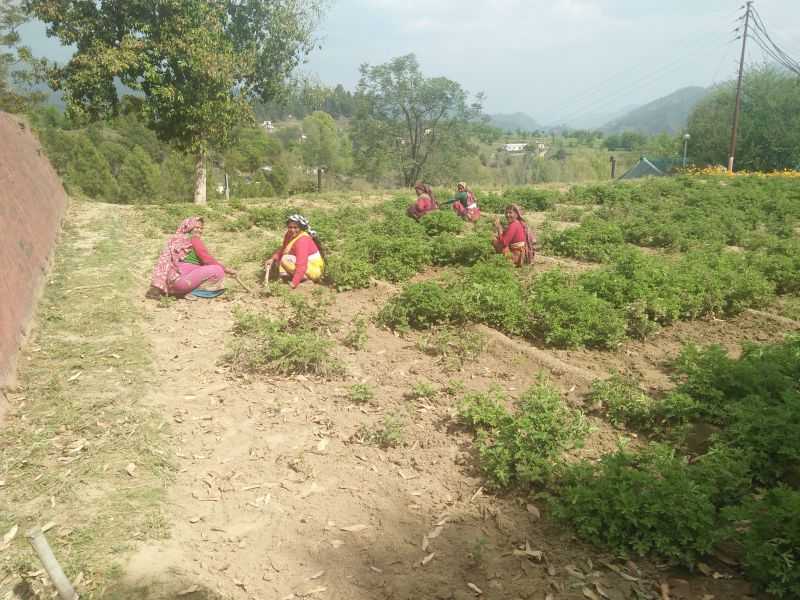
[150,216,203,293]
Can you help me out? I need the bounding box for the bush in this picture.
[453,257,527,335]
[325,254,374,291]
[553,444,719,566]
[417,326,486,372]
[460,380,589,487]
[349,383,374,404]
[726,488,800,599]
[543,217,626,262]
[590,375,654,429]
[378,281,459,330]
[431,232,494,267]
[225,310,342,377]
[527,270,626,349]
[420,210,464,235]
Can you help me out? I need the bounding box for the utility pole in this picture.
[728,1,753,173]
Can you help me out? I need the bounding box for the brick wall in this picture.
[0,112,68,392]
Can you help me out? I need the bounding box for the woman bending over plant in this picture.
[150,216,236,299]
[407,181,438,220]
[446,181,481,222]
[264,214,325,289]
[493,204,536,266]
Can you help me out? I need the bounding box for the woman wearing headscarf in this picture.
[492,205,536,267]
[265,214,325,288]
[150,216,236,298]
[448,182,481,222]
[406,181,438,221]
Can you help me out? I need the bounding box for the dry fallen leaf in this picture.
[427,525,444,539]
[3,525,18,546]
[421,552,436,566]
[697,562,713,577]
[422,536,430,551]
[125,463,137,477]
[526,503,541,520]
[340,524,368,533]
[467,582,483,595]
[308,570,325,580]
[582,587,602,600]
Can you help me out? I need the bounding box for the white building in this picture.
[260,120,275,131]
[502,142,528,152]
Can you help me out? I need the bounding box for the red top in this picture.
[272,232,320,287]
[494,220,526,250]
[408,194,436,219]
[190,236,223,267]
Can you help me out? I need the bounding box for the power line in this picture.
[535,7,741,122]
[549,32,733,127]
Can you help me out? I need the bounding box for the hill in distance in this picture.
[489,112,541,132]
[601,86,709,135]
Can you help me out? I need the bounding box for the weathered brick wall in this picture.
[0,112,68,391]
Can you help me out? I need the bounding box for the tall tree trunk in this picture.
[193,149,207,205]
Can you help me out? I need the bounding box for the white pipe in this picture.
[26,527,78,600]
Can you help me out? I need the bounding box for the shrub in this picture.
[726,488,800,599]
[543,217,626,262]
[226,310,342,377]
[460,380,589,487]
[343,316,368,351]
[553,444,719,567]
[407,381,438,401]
[365,236,432,283]
[527,270,626,349]
[453,257,527,335]
[590,375,654,429]
[354,414,405,448]
[431,232,494,267]
[349,383,374,404]
[378,281,459,330]
[417,326,486,371]
[325,254,374,291]
[420,210,464,235]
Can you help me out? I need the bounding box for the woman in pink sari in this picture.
[150,216,237,298]
[407,181,438,220]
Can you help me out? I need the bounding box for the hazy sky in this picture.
[19,0,800,126]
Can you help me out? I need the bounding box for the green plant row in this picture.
[379,246,775,349]
[458,337,800,597]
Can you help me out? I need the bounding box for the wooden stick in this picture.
[26,527,78,600]
[234,275,252,293]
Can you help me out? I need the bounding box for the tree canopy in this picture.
[27,0,323,202]
[351,54,484,187]
[687,66,800,171]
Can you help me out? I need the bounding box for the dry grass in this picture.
[0,201,172,598]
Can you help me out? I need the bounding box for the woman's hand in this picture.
[224,266,238,276]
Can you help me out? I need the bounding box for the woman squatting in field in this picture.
[407,181,438,220]
[264,214,326,289]
[448,181,481,222]
[493,204,536,266]
[150,216,237,299]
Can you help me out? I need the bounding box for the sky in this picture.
[18,0,800,127]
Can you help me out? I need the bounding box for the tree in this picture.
[687,66,800,171]
[351,54,484,186]
[117,145,161,203]
[301,110,351,174]
[1,0,45,112]
[27,0,323,203]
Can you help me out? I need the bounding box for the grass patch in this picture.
[0,202,171,595]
